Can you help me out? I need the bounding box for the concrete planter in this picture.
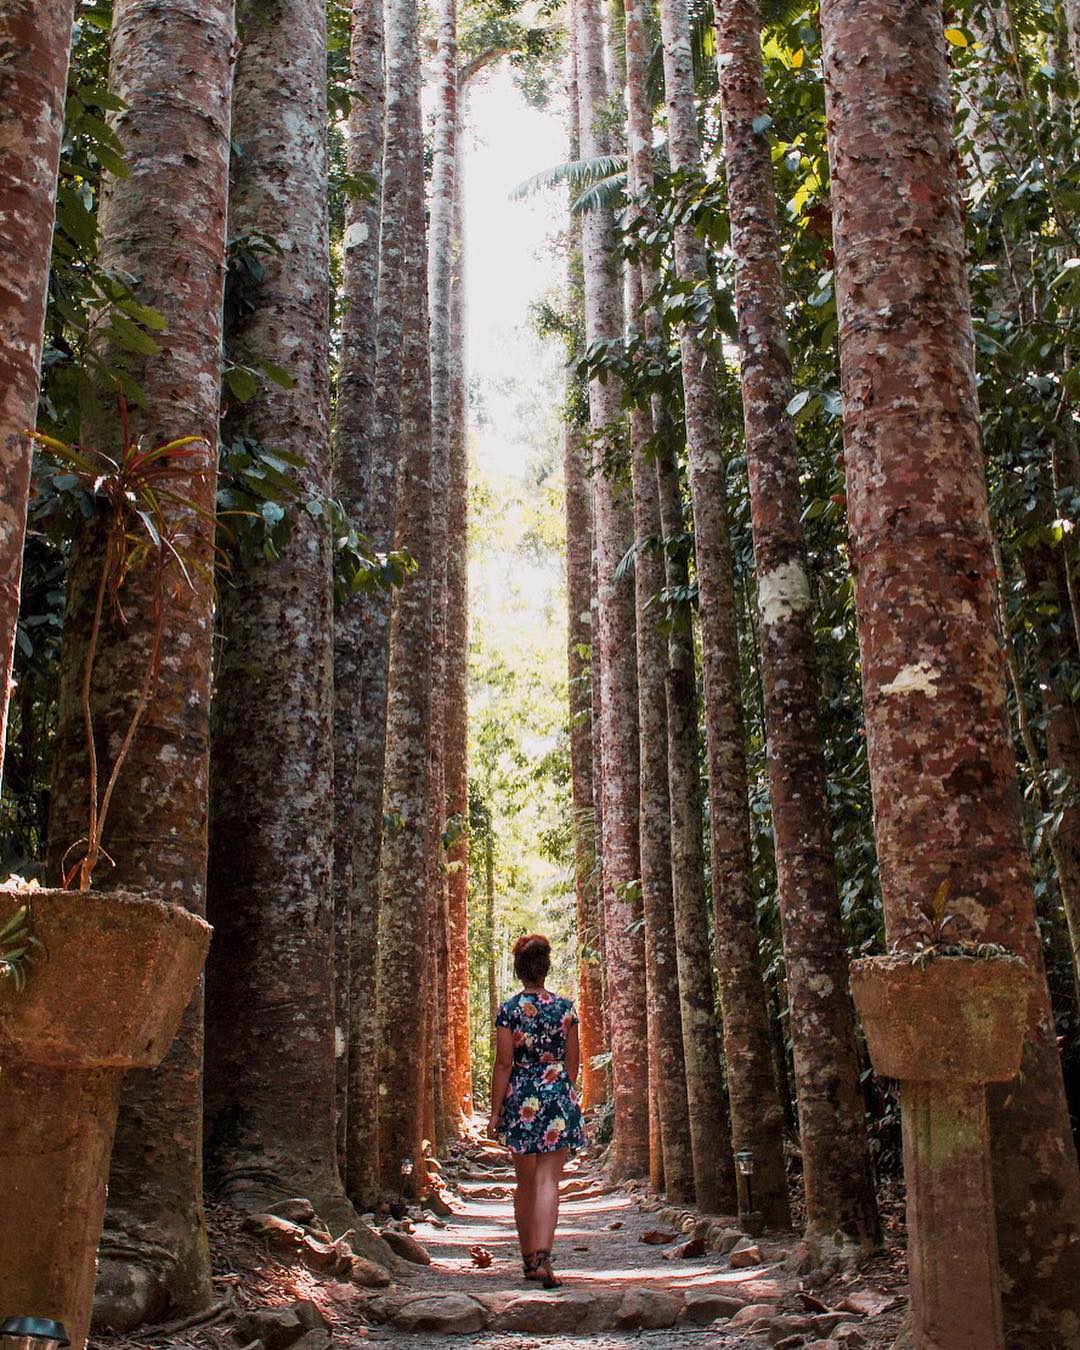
[850,953,1028,1350]
[0,888,211,1350]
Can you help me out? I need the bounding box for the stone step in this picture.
[363,1286,864,1339]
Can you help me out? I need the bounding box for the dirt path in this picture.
[348,1146,904,1347]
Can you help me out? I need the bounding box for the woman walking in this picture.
[487,933,587,1288]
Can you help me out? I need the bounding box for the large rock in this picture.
[234,1301,329,1350]
[730,1241,764,1268]
[490,1290,593,1333]
[614,1289,681,1329]
[265,1198,319,1227]
[349,1255,392,1288]
[378,1228,431,1264]
[725,1302,782,1330]
[391,1294,487,1334]
[706,1225,744,1255]
[242,1213,307,1255]
[679,1290,745,1325]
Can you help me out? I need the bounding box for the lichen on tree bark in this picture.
[46,0,234,1323]
[657,0,789,1223]
[819,0,1080,1338]
[206,0,355,1235]
[713,0,879,1257]
[572,0,650,1180]
[0,0,75,785]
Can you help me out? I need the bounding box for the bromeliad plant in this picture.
[0,896,42,991]
[31,391,212,892]
[896,880,1016,967]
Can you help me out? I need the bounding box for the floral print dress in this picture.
[495,990,587,1155]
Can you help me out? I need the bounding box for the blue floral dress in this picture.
[495,990,587,1155]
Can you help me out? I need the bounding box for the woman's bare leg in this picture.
[512,1152,538,1261]
[534,1148,568,1255]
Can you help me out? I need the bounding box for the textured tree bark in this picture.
[572,0,650,1180]
[376,0,435,1196]
[713,0,879,1257]
[206,0,354,1233]
[45,0,233,1322]
[428,0,459,1144]
[1065,0,1080,86]
[564,419,607,1111]
[564,45,606,1115]
[444,115,474,1126]
[628,283,695,1203]
[333,0,386,1185]
[654,448,736,1213]
[657,0,789,1224]
[819,1,1080,1340]
[0,0,75,785]
[622,0,694,1203]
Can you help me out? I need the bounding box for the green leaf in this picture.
[225,366,260,403]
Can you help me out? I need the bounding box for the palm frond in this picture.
[511,154,627,202]
[571,170,628,215]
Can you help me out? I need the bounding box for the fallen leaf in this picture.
[797,1291,830,1313]
[469,1245,493,1268]
[606,1221,624,1230]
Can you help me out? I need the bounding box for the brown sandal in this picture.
[522,1251,541,1280]
[534,1249,561,1289]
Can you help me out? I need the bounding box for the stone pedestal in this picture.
[0,889,211,1350]
[850,954,1028,1350]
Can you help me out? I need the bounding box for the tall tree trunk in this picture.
[206,0,354,1234]
[818,1,1080,1340]
[572,0,650,1179]
[428,0,459,1144]
[712,0,879,1257]
[376,0,434,1195]
[621,0,694,1202]
[564,39,606,1115]
[333,0,386,1185]
[657,0,789,1224]
[565,419,606,1110]
[444,114,474,1125]
[1065,0,1080,86]
[0,0,75,784]
[655,447,736,1212]
[629,268,695,1203]
[46,0,233,1322]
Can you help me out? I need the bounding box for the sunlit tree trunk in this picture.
[819,1,1080,1339]
[572,0,650,1179]
[1065,0,1080,85]
[333,0,386,1186]
[445,114,474,1125]
[564,44,607,1115]
[428,0,459,1143]
[622,0,695,1202]
[657,0,789,1223]
[376,0,435,1196]
[713,0,879,1257]
[0,0,75,784]
[206,0,356,1235]
[621,0,732,1211]
[46,0,233,1323]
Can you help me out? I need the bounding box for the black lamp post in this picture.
[0,1318,70,1350]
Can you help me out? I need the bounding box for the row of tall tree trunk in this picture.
[0,0,475,1326]
[563,0,1080,1339]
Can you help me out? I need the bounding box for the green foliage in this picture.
[0,904,42,993]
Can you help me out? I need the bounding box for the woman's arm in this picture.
[565,1021,580,1086]
[488,1026,513,1137]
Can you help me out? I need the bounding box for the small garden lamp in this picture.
[735,1147,755,1217]
[0,1318,70,1350]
